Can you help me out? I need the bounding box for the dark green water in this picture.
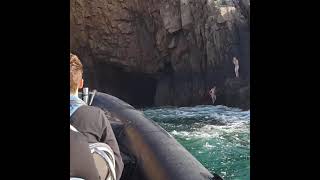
[143,105,250,180]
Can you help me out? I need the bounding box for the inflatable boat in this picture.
[79,88,223,180]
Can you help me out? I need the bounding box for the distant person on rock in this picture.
[70,53,124,180]
[233,57,239,78]
[209,87,217,104]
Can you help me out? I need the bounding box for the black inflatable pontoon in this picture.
[88,91,222,180]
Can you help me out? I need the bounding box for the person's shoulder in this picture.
[74,106,106,119]
[75,106,108,124]
[79,105,104,114]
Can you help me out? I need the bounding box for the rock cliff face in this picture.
[70,0,250,109]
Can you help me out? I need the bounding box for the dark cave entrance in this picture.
[94,62,157,108]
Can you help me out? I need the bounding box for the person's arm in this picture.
[99,110,124,180]
[70,130,100,180]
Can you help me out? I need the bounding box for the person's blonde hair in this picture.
[70,53,83,94]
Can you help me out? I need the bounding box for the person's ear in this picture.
[79,79,84,89]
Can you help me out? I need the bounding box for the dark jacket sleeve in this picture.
[70,130,100,180]
[99,110,124,180]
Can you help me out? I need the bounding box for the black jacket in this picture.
[70,105,124,180]
[70,129,100,180]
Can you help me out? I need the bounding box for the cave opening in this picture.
[93,62,157,108]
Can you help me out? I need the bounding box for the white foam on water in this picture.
[144,105,250,125]
[171,129,220,139]
[204,142,215,149]
[169,118,248,141]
